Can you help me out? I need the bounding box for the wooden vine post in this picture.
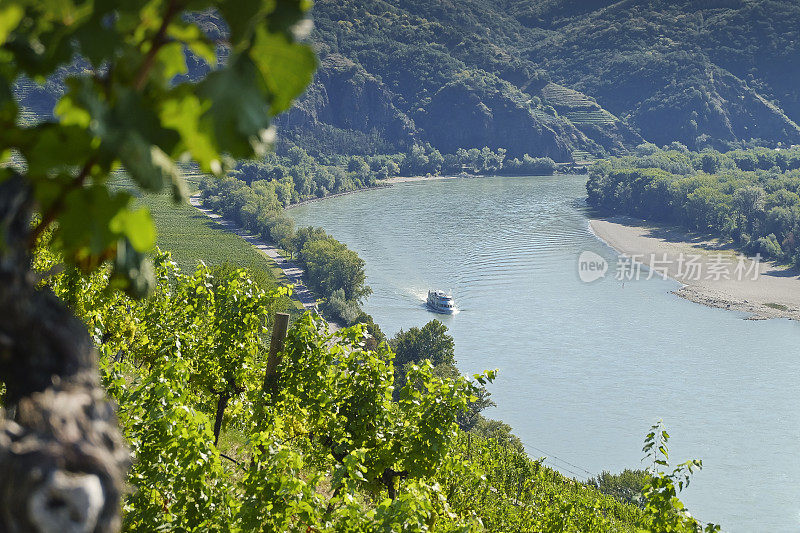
[263,313,290,397]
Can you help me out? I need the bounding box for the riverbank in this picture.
[284,183,393,209]
[384,172,565,185]
[384,174,468,184]
[288,172,566,208]
[188,195,329,315]
[590,216,800,321]
[284,176,470,210]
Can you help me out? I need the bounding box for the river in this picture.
[289,174,800,532]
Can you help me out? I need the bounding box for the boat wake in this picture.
[408,287,429,302]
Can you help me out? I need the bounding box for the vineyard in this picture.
[571,150,597,164]
[0,2,718,530]
[111,172,297,294]
[540,83,618,126]
[29,241,714,531]
[539,84,596,107]
[565,109,617,126]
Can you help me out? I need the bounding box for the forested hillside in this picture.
[282,0,800,160]
[16,1,800,162]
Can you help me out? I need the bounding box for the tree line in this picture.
[212,142,559,215]
[199,175,371,323]
[588,144,800,266]
[398,142,557,176]
[252,141,558,196]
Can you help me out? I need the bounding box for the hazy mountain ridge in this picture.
[533,0,800,148]
[13,1,800,161]
[284,0,800,160]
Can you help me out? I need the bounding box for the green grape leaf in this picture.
[167,22,216,66]
[265,0,313,35]
[32,172,77,214]
[112,88,180,155]
[218,0,269,45]
[117,134,167,192]
[57,185,131,268]
[109,237,155,298]
[119,138,185,200]
[159,88,220,173]
[197,54,271,159]
[54,87,92,128]
[110,206,156,252]
[3,3,83,78]
[0,4,23,46]
[21,124,93,179]
[250,25,316,115]
[0,72,17,128]
[151,145,188,202]
[71,5,120,67]
[156,41,189,80]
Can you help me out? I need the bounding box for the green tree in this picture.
[588,469,651,507]
[300,236,372,302]
[391,320,456,369]
[390,320,494,429]
[698,152,722,174]
[404,143,430,174]
[0,1,315,528]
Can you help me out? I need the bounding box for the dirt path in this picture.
[189,195,319,310]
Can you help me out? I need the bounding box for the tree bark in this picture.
[0,176,128,532]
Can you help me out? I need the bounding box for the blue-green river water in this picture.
[289,174,800,531]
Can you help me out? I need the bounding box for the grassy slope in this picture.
[124,171,304,311]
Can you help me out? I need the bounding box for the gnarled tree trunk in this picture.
[0,176,128,532]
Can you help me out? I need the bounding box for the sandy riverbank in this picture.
[590,216,800,321]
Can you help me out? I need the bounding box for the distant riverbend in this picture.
[290,174,800,532]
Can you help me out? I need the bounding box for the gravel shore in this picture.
[590,216,800,321]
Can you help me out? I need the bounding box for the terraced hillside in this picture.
[292,0,800,156]
[540,83,642,155]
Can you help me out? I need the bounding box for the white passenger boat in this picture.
[426,290,456,314]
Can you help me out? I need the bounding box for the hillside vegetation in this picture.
[16,2,799,161]
[32,243,716,532]
[281,0,800,159]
